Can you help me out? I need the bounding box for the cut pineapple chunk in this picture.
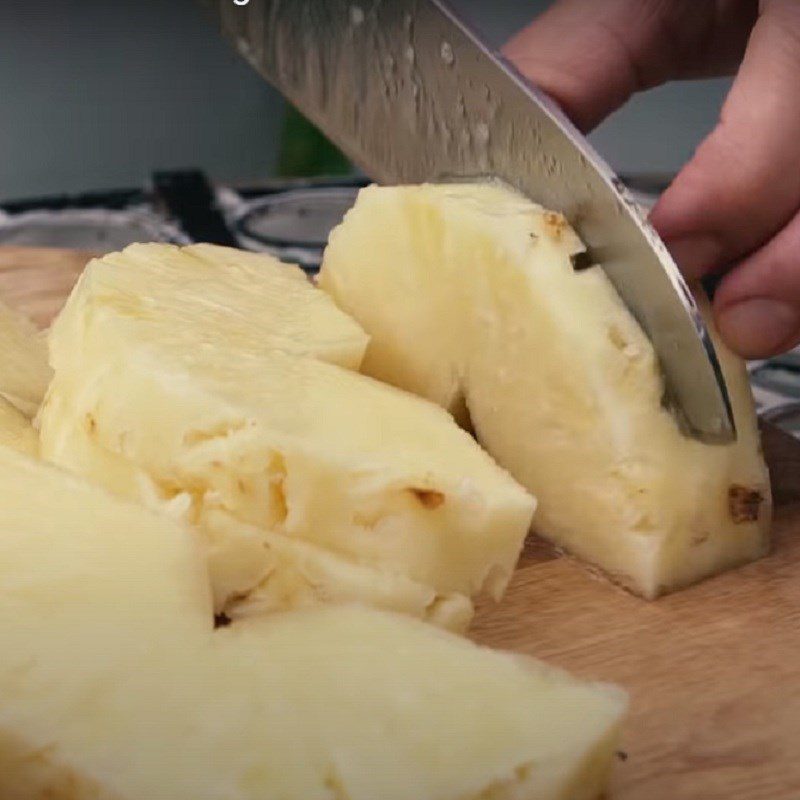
[0,445,626,800]
[0,396,38,456]
[319,183,772,598]
[35,389,473,631]
[51,242,369,372]
[40,243,534,627]
[0,298,51,417]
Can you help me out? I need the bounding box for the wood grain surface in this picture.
[1,245,798,800]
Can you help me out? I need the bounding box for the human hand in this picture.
[504,0,800,358]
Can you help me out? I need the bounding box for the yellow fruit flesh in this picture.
[0,396,38,456]
[0,446,625,800]
[62,242,370,371]
[40,243,534,628]
[319,183,772,598]
[0,299,51,417]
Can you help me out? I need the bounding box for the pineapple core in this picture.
[319,183,771,598]
[39,243,534,630]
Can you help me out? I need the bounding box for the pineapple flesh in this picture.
[319,183,772,599]
[0,298,51,417]
[39,244,535,629]
[0,396,38,457]
[0,445,626,800]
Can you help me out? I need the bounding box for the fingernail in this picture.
[663,236,723,279]
[717,298,800,358]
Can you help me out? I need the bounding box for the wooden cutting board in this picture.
[2,245,799,800]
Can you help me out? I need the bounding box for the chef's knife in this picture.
[201,0,735,443]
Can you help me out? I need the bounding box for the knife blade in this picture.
[201,0,735,443]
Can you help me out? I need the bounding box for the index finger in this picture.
[503,0,754,132]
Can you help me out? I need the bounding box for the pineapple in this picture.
[39,243,534,628]
[0,444,626,800]
[0,298,51,417]
[0,396,38,456]
[53,242,370,371]
[319,183,772,599]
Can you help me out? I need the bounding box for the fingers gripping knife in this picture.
[201,0,735,443]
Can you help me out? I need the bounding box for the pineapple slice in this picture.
[0,445,626,800]
[51,242,369,373]
[35,388,468,627]
[0,396,38,456]
[319,183,772,599]
[0,298,51,417]
[39,243,534,628]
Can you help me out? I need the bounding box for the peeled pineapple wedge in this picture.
[0,298,51,417]
[319,183,772,599]
[39,243,534,629]
[0,444,626,800]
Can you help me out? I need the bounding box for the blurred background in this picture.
[0,0,732,200]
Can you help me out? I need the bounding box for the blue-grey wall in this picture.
[0,0,731,201]
[0,0,284,200]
